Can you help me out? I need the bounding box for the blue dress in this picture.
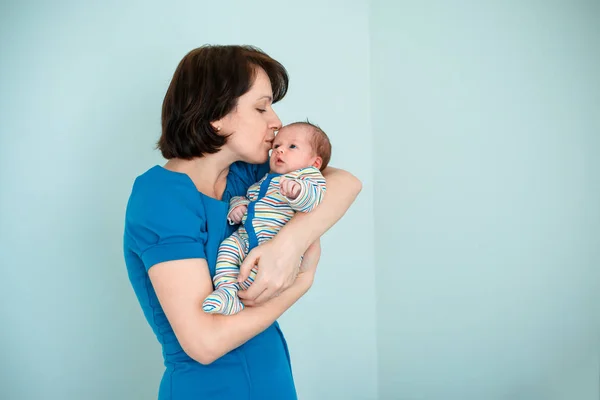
[123,161,297,400]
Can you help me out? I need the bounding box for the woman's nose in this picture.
[270,111,282,131]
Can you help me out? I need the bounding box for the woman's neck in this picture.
[165,150,236,200]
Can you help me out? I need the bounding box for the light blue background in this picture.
[371,2,599,399]
[1,1,597,399]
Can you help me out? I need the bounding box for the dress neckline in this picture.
[153,164,232,205]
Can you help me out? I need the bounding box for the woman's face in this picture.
[217,67,282,164]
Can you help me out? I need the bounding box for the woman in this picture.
[123,44,361,399]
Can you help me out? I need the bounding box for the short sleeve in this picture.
[124,174,207,271]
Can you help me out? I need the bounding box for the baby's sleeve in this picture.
[282,167,327,213]
[227,196,250,225]
[125,179,207,271]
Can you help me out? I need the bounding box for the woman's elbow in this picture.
[194,351,219,366]
[182,337,220,365]
[326,167,362,194]
[343,171,363,195]
[352,175,363,194]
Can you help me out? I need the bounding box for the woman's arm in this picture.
[238,166,361,304]
[149,256,314,365]
[281,166,362,249]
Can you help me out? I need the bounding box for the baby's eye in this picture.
[289,144,297,149]
[273,144,280,149]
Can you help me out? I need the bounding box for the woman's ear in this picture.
[210,118,223,133]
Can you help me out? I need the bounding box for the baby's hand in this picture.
[280,178,301,200]
[229,205,247,224]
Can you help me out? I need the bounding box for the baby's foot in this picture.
[202,285,244,315]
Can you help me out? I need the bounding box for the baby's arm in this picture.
[227,196,250,225]
[280,167,327,213]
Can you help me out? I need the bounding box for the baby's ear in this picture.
[312,156,323,170]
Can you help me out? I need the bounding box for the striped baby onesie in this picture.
[202,166,326,315]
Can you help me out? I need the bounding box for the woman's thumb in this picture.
[238,250,258,283]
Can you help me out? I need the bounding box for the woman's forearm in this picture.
[200,275,313,363]
[150,257,314,366]
[276,167,362,251]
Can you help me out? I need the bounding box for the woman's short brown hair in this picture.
[158,45,289,159]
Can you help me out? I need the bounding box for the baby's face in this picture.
[269,126,318,174]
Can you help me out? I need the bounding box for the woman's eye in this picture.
[256,108,266,113]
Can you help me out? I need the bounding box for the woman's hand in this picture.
[238,237,320,306]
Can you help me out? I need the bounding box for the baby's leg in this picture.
[202,233,248,315]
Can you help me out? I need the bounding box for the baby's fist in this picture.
[229,205,247,224]
[280,178,301,200]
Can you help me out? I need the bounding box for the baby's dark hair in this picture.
[287,120,332,171]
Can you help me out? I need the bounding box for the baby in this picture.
[202,121,332,315]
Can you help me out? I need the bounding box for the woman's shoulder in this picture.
[132,165,196,194]
[126,165,202,218]
[124,166,209,265]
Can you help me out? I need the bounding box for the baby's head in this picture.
[269,121,332,174]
